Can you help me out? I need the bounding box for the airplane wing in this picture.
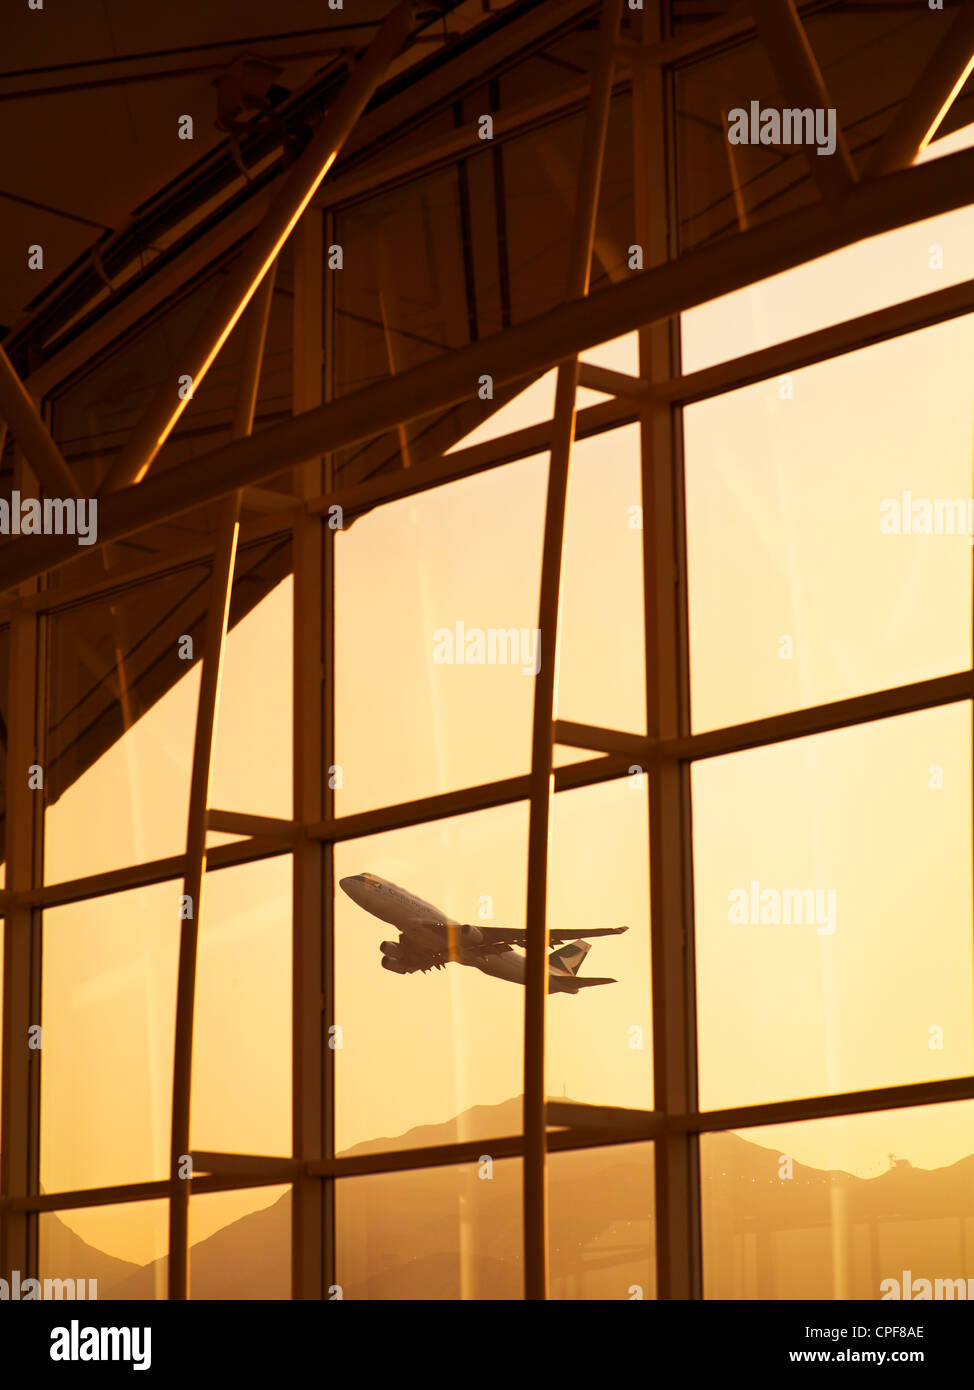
[466,925,627,949]
[381,932,447,974]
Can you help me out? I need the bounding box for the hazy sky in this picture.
[19,125,974,1272]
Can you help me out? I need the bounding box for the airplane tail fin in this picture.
[547,939,591,977]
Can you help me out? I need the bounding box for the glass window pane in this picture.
[335,463,545,815]
[44,570,208,883]
[444,372,612,453]
[447,334,638,454]
[559,424,646,735]
[41,881,179,1193]
[686,318,974,732]
[550,1142,655,1300]
[39,1201,169,1300]
[44,542,290,884]
[336,1158,521,1300]
[693,704,974,1111]
[335,1144,655,1302]
[37,1189,291,1302]
[209,558,292,821]
[702,1101,974,1300]
[191,856,291,1159]
[188,1187,291,1299]
[335,805,527,1154]
[549,777,653,1110]
[681,123,974,375]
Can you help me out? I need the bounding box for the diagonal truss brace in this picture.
[100,0,415,494]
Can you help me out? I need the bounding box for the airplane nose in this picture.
[339,875,363,894]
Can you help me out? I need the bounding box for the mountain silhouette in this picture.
[39,1210,141,1293]
[30,1098,974,1299]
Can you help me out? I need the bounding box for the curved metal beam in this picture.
[167,265,277,1301]
[522,0,623,1302]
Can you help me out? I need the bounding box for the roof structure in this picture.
[1,0,973,1307]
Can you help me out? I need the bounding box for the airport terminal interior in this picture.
[1,0,974,1300]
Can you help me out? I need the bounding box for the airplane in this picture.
[339,871,627,994]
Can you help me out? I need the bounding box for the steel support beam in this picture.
[686,1073,974,1134]
[6,138,974,594]
[0,837,294,915]
[522,0,623,1302]
[0,345,79,500]
[632,3,701,1303]
[865,0,974,177]
[615,0,836,70]
[101,0,415,493]
[576,362,648,397]
[2,1171,290,1216]
[0,515,42,1285]
[23,185,277,404]
[20,4,595,406]
[31,268,956,570]
[3,670,963,920]
[13,1068,972,1215]
[315,72,621,213]
[290,208,330,1303]
[0,25,423,102]
[752,0,857,198]
[206,809,301,840]
[562,671,972,765]
[167,268,277,1300]
[190,1152,301,1180]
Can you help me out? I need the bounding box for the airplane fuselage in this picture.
[339,873,583,990]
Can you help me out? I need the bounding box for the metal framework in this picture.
[2,0,974,1301]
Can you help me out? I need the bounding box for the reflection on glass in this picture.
[702,1101,974,1300]
[39,1201,169,1300]
[191,856,291,1158]
[189,1186,291,1299]
[337,1159,522,1299]
[550,1142,655,1300]
[693,704,973,1111]
[41,881,179,1194]
[686,317,974,732]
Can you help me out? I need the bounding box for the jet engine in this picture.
[381,956,409,973]
[380,940,402,958]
